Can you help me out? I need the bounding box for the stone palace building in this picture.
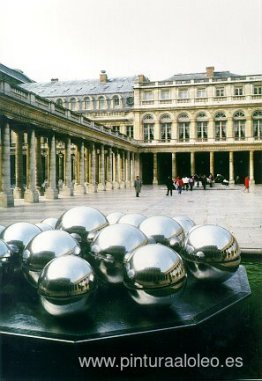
[0,63,261,207]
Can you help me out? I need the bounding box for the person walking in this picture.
[244,176,250,192]
[176,176,184,195]
[166,176,174,196]
[134,176,142,197]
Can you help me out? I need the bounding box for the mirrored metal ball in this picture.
[0,239,12,284]
[90,223,148,284]
[182,224,241,282]
[41,218,58,229]
[56,206,108,243]
[38,256,96,317]
[106,212,124,225]
[0,222,41,255]
[172,216,196,236]
[139,216,185,252]
[124,243,187,306]
[118,213,146,227]
[22,230,81,287]
[36,222,54,232]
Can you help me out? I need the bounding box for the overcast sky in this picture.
[1,0,261,83]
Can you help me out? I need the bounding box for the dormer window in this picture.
[112,95,120,108]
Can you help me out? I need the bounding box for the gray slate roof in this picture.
[0,63,34,84]
[21,76,137,97]
[166,71,239,81]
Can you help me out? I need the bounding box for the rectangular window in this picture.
[233,121,245,140]
[215,121,227,140]
[178,89,189,99]
[197,88,207,98]
[197,122,208,141]
[253,120,262,139]
[160,89,171,100]
[126,125,134,138]
[254,86,262,95]
[178,122,189,141]
[112,126,120,133]
[216,87,224,97]
[234,87,243,96]
[144,124,154,142]
[160,123,171,142]
[143,91,153,101]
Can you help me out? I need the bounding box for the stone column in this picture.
[36,135,43,193]
[45,134,58,199]
[98,144,106,191]
[106,146,113,190]
[135,153,140,177]
[190,152,195,175]
[75,145,80,186]
[24,129,39,203]
[172,152,177,178]
[152,153,158,184]
[120,151,126,188]
[246,115,252,141]
[126,151,131,188]
[13,130,24,199]
[75,141,87,194]
[131,152,135,184]
[190,120,196,142]
[208,117,215,142]
[227,117,234,142]
[172,120,178,142]
[249,150,255,184]
[0,119,14,207]
[114,149,120,189]
[61,137,73,196]
[154,120,160,142]
[88,143,97,192]
[209,151,214,175]
[229,151,234,184]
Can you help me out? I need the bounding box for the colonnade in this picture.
[0,118,139,207]
[151,150,255,184]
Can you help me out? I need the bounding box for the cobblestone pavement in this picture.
[0,183,261,250]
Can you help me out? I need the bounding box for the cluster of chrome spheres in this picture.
[0,206,241,317]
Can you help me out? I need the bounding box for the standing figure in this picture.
[201,174,207,190]
[244,176,250,192]
[134,176,142,197]
[176,176,184,195]
[166,176,174,196]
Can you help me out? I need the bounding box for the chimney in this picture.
[206,66,215,78]
[99,70,108,83]
[136,74,146,84]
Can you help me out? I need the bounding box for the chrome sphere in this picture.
[0,239,12,284]
[172,216,196,236]
[118,213,146,227]
[22,230,81,287]
[90,223,148,284]
[139,216,185,252]
[56,206,108,243]
[182,224,241,282]
[36,222,54,232]
[41,218,58,229]
[106,212,124,225]
[38,256,96,317]
[0,222,41,255]
[124,244,187,306]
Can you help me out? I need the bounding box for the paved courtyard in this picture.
[0,183,261,250]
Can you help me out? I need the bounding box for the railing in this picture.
[0,81,134,145]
